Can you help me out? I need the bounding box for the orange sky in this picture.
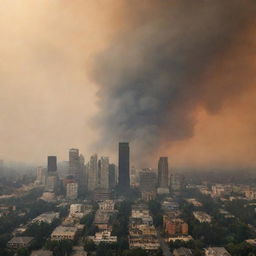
[0,0,255,169]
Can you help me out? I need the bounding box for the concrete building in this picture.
[98,157,109,190]
[31,250,53,256]
[36,167,46,185]
[109,164,117,189]
[90,231,117,244]
[66,182,78,200]
[32,212,60,224]
[204,247,231,256]
[7,236,34,249]
[88,154,98,191]
[158,157,169,189]
[118,142,130,191]
[69,149,82,182]
[193,211,212,223]
[139,169,157,192]
[173,247,193,256]
[164,218,188,236]
[48,156,57,173]
[51,226,78,241]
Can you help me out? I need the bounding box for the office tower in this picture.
[88,154,98,191]
[36,166,46,185]
[45,156,59,193]
[66,182,78,200]
[48,156,57,172]
[158,157,169,189]
[98,157,109,190]
[109,164,117,189]
[139,169,157,192]
[118,142,130,190]
[69,149,81,179]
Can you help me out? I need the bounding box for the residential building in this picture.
[51,226,78,241]
[31,212,60,224]
[173,247,193,256]
[193,211,212,223]
[204,247,231,256]
[90,231,117,244]
[98,157,109,190]
[88,154,98,191]
[7,236,34,249]
[31,250,53,256]
[66,182,78,200]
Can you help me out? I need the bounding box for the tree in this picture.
[84,239,96,252]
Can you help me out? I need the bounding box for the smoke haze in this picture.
[0,0,256,168]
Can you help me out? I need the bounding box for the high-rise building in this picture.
[98,157,109,190]
[69,149,81,179]
[66,182,78,200]
[109,164,117,190]
[48,156,57,172]
[36,167,46,185]
[118,142,130,190]
[88,154,98,191]
[139,169,157,192]
[45,156,59,193]
[157,157,169,189]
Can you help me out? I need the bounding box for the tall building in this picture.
[36,167,46,185]
[45,156,59,193]
[109,164,117,190]
[88,154,98,191]
[98,157,109,190]
[139,169,157,192]
[69,149,81,179]
[48,156,57,172]
[157,157,169,188]
[118,142,130,190]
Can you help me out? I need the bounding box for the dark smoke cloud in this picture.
[90,0,256,164]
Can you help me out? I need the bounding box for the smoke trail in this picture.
[90,0,256,163]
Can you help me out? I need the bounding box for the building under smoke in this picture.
[118,142,130,191]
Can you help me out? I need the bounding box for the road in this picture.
[157,230,171,256]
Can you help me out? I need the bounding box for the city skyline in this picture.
[0,1,256,169]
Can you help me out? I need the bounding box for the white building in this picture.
[36,167,46,185]
[193,211,212,223]
[32,212,60,224]
[205,247,231,256]
[69,204,85,218]
[91,231,117,244]
[66,182,78,200]
[99,200,115,212]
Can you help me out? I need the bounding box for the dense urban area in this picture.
[1,144,256,256]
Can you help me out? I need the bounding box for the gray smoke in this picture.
[90,0,256,163]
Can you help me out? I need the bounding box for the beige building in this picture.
[51,226,78,241]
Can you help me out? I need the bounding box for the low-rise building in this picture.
[32,212,60,224]
[51,226,78,241]
[173,247,193,256]
[164,218,188,236]
[90,231,117,244]
[204,247,231,256]
[7,236,34,249]
[98,200,115,212]
[31,250,53,256]
[193,211,212,223]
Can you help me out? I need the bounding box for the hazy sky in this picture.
[0,0,256,169]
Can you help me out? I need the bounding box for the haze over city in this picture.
[1,0,256,169]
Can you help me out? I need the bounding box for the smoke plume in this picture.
[90,0,256,164]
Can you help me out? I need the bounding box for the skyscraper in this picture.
[48,156,57,172]
[98,157,109,190]
[118,142,130,190]
[88,154,98,191]
[109,164,117,190]
[158,157,169,188]
[139,169,157,192]
[69,148,81,179]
